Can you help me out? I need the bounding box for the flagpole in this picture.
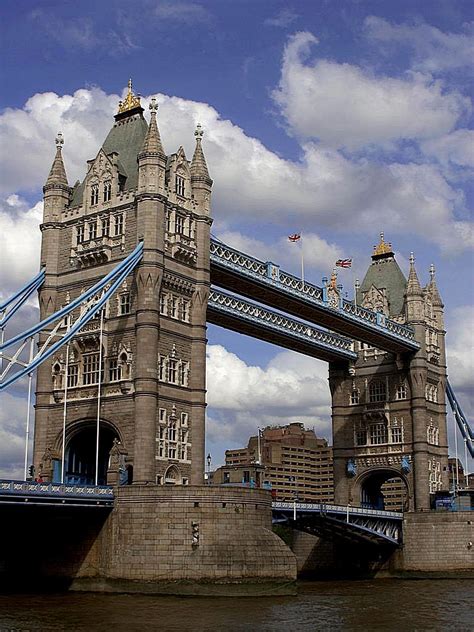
[61,342,70,484]
[95,308,105,486]
[300,234,305,285]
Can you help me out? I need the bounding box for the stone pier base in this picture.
[0,485,297,595]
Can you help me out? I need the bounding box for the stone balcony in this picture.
[168,232,197,264]
[72,235,115,267]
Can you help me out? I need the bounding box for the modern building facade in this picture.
[223,423,334,503]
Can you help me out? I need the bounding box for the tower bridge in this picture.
[0,82,472,591]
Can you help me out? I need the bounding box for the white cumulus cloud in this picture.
[272,31,470,150]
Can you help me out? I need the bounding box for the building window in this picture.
[119,292,131,315]
[109,358,121,382]
[159,408,167,423]
[83,353,102,385]
[426,384,439,403]
[391,426,403,443]
[114,214,124,236]
[396,383,407,400]
[159,293,167,315]
[179,362,188,387]
[223,472,230,484]
[168,422,177,442]
[168,446,176,459]
[168,359,177,384]
[67,364,79,388]
[103,181,112,202]
[102,217,110,237]
[90,184,99,206]
[182,300,190,322]
[175,175,185,197]
[369,380,386,403]
[89,221,97,240]
[77,224,85,244]
[350,390,359,405]
[370,423,388,445]
[175,214,184,235]
[170,296,178,319]
[243,471,250,483]
[355,429,367,445]
[181,412,188,426]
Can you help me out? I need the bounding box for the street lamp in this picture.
[206,452,212,485]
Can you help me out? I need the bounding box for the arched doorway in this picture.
[65,422,119,485]
[360,470,409,511]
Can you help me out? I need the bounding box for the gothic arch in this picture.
[164,464,182,485]
[353,466,412,512]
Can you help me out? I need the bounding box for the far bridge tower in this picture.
[330,234,449,511]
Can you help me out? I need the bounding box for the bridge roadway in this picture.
[272,501,403,547]
[210,238,419,355]
[0,481,402,547]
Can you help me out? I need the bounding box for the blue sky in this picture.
[0,0,473,476]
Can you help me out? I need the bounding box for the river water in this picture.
[0,579,472,631]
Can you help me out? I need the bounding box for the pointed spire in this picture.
[139,97,165,156]
[406,252,423,295]
[45,132,69,187]
[190,123,211,181]
[427,263,443,306]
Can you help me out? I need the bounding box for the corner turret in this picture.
[190,123,212,215]
[138,97,166,194]
[43,132,71,222]
[405,253,424,323]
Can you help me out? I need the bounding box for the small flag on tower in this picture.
[288,233,301,242]
[335,258,352,268]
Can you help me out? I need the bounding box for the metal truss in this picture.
[0,242,143,391]
[447,380,474,458]
[208,288,357,361]
[0,479,114,507]
[272,501,403,546]
[0,268,45,331]
[210,238,418,350]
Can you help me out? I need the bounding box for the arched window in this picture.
[350,389,360,405]
[369,380,386,403]
[103,181,112,202]
[90,184,99,206]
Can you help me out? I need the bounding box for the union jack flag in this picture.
[288,233,301,242]
[336,258,352,268]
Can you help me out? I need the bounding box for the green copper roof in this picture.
[358,255,407,318]
[70,111,148,207]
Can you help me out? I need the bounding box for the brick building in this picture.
[219,423,334,503]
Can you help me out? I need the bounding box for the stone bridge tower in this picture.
[34,81,213,486]
[330,234,449,512]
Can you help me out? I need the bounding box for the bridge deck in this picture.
[0,480,114,508]
[210,239,419,354]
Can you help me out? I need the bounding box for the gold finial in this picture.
[195,123,204,140]
[55,132,64,148]
[373,232,393,258]
[117,78,142,114]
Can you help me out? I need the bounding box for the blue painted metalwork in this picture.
[446,380,474,458]
[272,501,403,546]
[0,242,143,391]
[210,238,419,350]
[208,288,357,361]
[0,479,114,507]
[0,268,45,328]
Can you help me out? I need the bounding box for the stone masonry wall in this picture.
[391,511,474,573]
[98,485,297,586]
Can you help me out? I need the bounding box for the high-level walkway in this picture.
[210,238,419,354]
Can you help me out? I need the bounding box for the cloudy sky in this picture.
[0,0,472,478]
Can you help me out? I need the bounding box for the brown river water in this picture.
[0,579,473,631]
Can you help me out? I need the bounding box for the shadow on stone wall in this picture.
[0,505,110,591]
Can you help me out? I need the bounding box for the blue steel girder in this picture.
[210,239,419,355]
[208,289,357,363]
[446,380,474,458]
[0,480,114,508]
[0,242,143,391]
[272,502,402,546]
